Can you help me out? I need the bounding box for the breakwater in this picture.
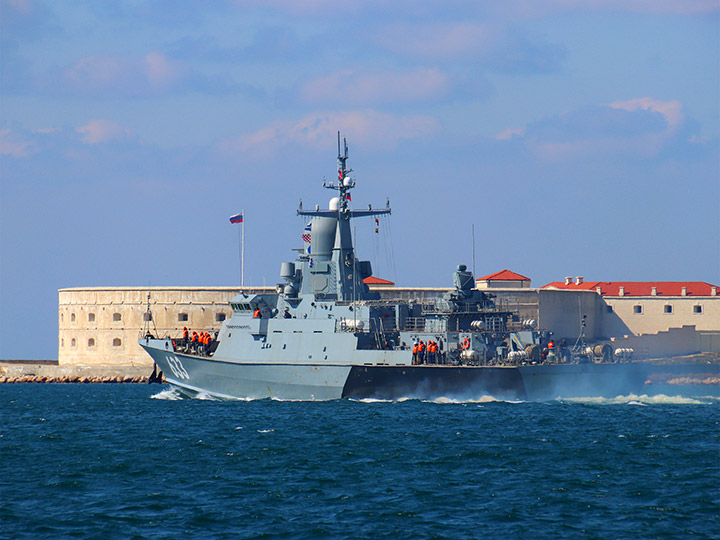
[0,362,161,383]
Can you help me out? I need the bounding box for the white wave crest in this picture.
[559,393,712,405]
[194,391,220,401]
[151,388,184,400]
[348,397,394,403]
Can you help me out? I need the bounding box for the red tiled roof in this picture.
[541,281,719,296]
[477,269,531,282]
[363,276,395,285]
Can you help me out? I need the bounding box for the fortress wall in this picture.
[58,286,720,367]
[58,287,271,366]
[602,296,720,335]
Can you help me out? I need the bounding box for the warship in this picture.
[140,136,662,401]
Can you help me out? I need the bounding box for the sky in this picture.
[1,0,719,359]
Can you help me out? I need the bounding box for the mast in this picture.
[296,132,391,301]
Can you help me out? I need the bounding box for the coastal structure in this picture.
[58,278,720,367]
[58,287,269,366]
[542,279,720,335]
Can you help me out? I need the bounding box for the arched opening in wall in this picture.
[633,305,643,314]
[113,313,122,322]
[178,313,188,322]
[71,338,77,347]
[89,313,96,322]
[694,305,703,314]
[71,313,76,322]
[664,305,673,314]
[216,313,226,322]
[88,338,96,347]
[113,338,122,347]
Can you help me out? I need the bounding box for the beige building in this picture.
[59,278,720,367]
[542,278,720,335]
[58,287,270,366]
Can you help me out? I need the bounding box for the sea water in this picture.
[1,385,718,539]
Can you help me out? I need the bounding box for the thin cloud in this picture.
[609,97,684,130]
[76,119,133,144]
[499,98,702,161]
[220,110,441,154]
[297,68,451,106]
[374,22,566,74]
[0,129,38,158]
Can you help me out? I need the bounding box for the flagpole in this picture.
[241,209,245,289]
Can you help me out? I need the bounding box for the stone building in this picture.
[58,287,270,366]
[542,279,720,335]
[58,276,720,367]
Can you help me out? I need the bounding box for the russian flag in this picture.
[229,212,244,224]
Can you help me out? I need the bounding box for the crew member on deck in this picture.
[253,308,262,318]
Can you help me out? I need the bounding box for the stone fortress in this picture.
[57,271,720,368]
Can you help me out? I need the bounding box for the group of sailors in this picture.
[180,327,215,356]
[412,339,444,365]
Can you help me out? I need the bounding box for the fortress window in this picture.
[88,338,96,347]
[664,305,673,314]
[88,313,96,322]
[606,305,613,313]
[143,313,152,322]
[71,338,76,347]
[633,305,642,314]
[71,313,76,322]
[61,339,64,347]
[178,313,188,322]
[61,313,64,322]
[113,338,122,347]
[694,305,703,314]
[216,313,226,322]
[113,313,122,322]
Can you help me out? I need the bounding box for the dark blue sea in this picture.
[1,385,718,539]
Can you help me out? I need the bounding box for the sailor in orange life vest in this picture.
[253,308,262,319]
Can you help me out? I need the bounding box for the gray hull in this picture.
[143,339,715,401]
[142,340,351,400]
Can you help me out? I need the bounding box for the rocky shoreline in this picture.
[0,362,163,384]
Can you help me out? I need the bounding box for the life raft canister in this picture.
[462,338,471,350]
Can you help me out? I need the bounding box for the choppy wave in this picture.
[3,384,719,540]
[150,388,184,400]
[558,393,718,405]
